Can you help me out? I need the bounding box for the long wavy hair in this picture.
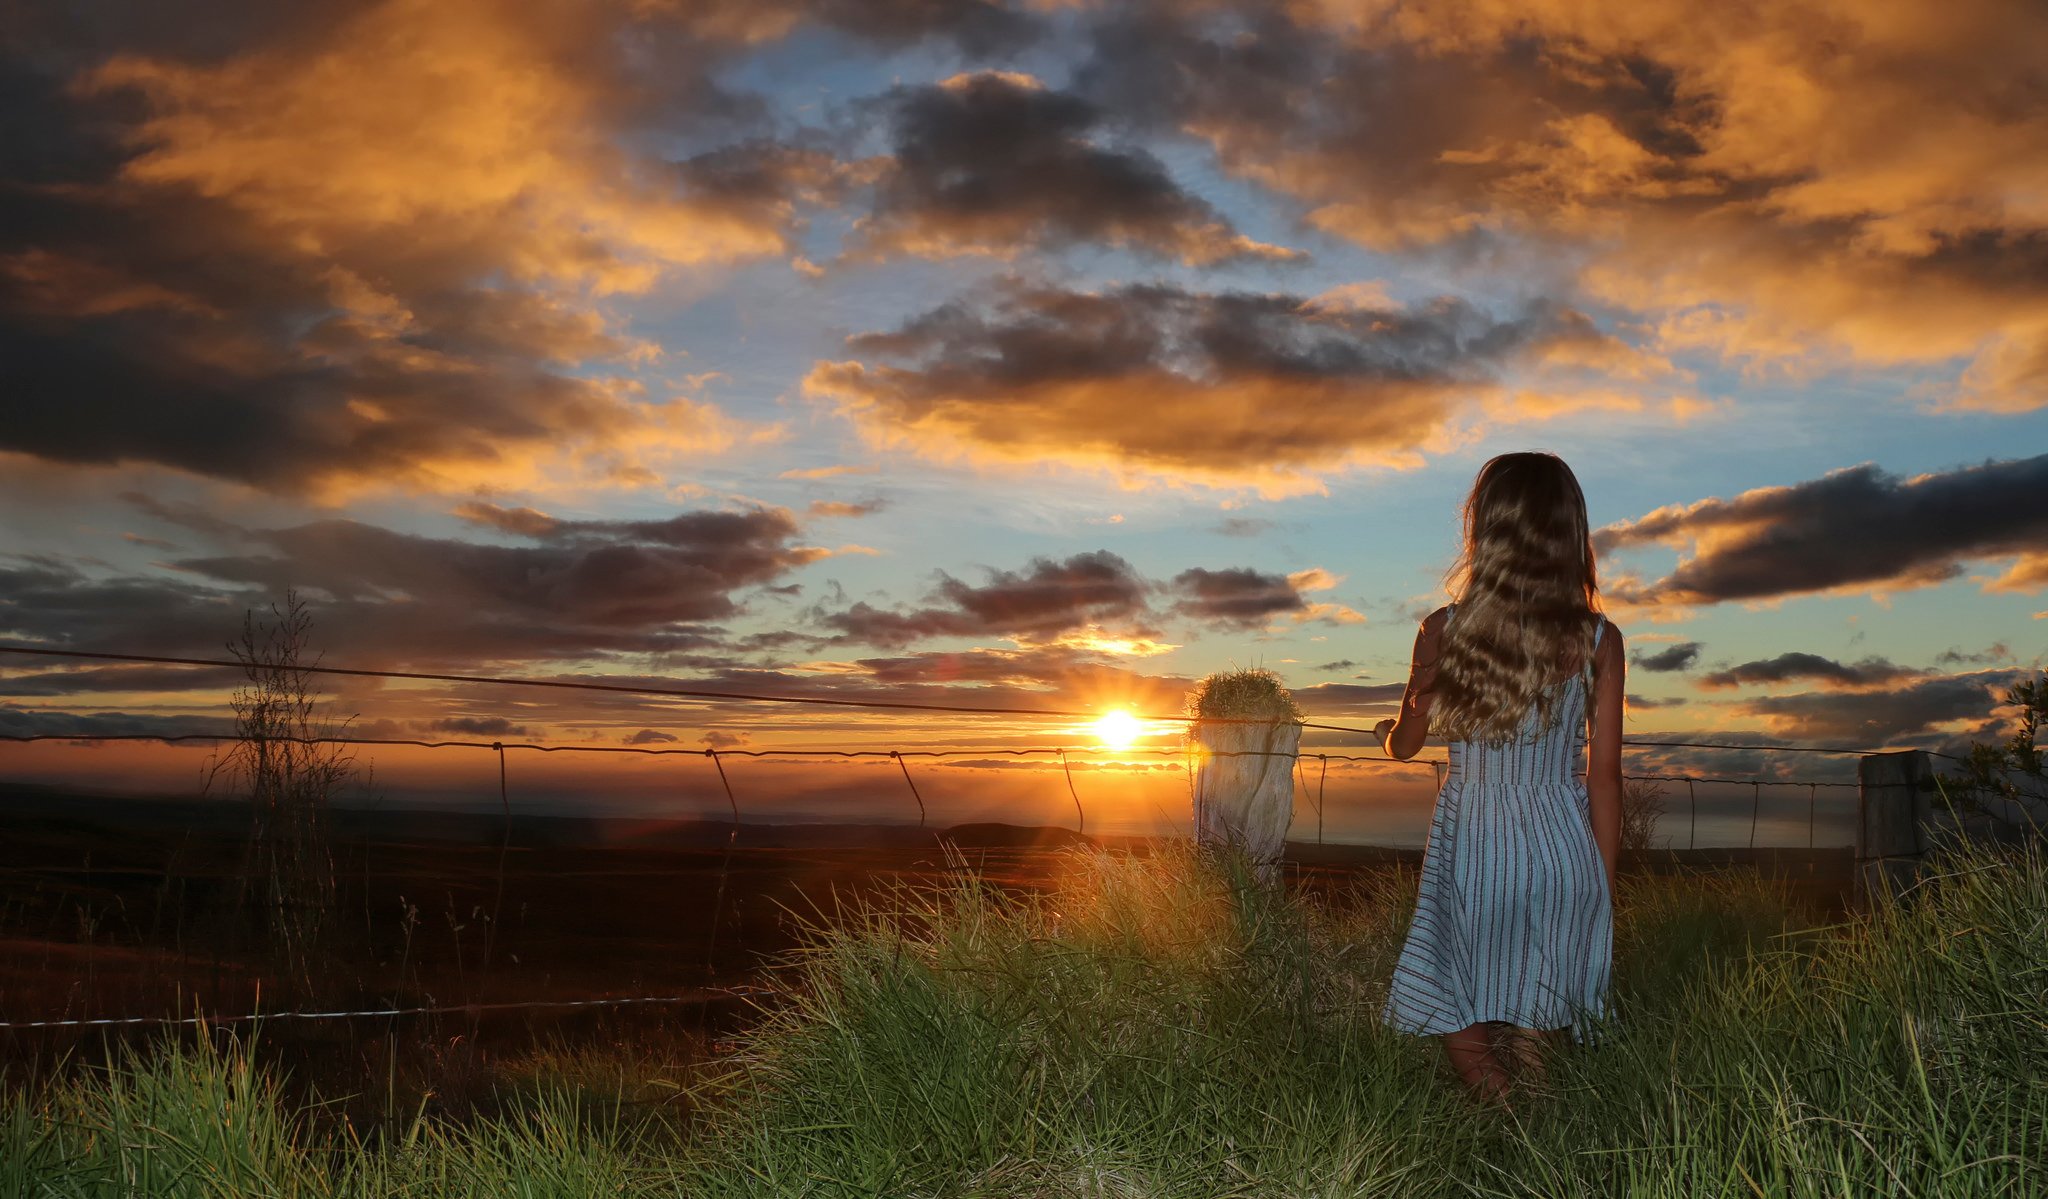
[1430,451,1603,744]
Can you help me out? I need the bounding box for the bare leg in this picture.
[1441,1024,1513,1107]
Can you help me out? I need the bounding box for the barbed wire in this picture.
[0,986,780,1032]
[0,732,1879,782]
[0,644,1917,755]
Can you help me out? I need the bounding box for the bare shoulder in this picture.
[1419,605,1452,636]
[1596,618,1625,666]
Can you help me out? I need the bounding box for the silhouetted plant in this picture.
[208,590,356,995]
[1942,671,2046,835]
[1621,777,1667,853]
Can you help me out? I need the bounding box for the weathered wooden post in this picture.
[1856,749,1934,907]
[1188,669,1302,883]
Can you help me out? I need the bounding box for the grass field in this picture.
[4,833,2042,1198]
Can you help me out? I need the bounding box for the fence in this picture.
[0,641,1879,850]
[0,643,1922,1036]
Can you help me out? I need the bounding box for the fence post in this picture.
[1856,749,1933,907]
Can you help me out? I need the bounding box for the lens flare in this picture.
[1094,709,1142,750]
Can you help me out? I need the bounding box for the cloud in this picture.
[0,703,230,741]
[806,278,1636,495]
[5,499,829,669]
[624,728,681,745]
[1597,456,2048,606]
[1698,653,1927,690]
[818,550,1155,648]
[1735,670,2024,745]
[1631,641,1701,672]
[428,716,531,737]
[847,71,1301,265]
[1167,565,1362,630]
[778,463,878,480]
[814,550,1362,648]
[1212,517,1278,537]
[1169,567,1309,629]
[0,663,246,696]
[807,500,884,518]
[0,0,854,497]
[1934,642,2013,667]
[1314,659,1359,673]
[1072,0,2048,410]
[1290,681,1407,715]
[179,507,827,632]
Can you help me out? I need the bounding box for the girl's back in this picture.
[1371,451,1627,1102]
[1380,603,1612,1040]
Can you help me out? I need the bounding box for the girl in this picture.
[1372,451,1624,1107]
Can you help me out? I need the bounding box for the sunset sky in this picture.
[5,0,2046,839]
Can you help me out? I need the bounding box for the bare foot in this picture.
[1503,1026,1554,1092]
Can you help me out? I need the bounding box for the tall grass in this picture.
[4,835,2042,1197]
[682,837,2045,1197]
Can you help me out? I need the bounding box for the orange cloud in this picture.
[84,0,793,291]
[1090,0,2048,409]
[806,278,1643,495]
[3,0,820,499]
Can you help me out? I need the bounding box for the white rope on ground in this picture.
[0,985,781,1032]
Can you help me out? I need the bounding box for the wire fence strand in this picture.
[0,987,780,1033]
[0,644,1920,755]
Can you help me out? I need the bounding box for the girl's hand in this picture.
[1372,717,1396,741]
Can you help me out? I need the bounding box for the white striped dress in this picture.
[1381,610,1612,1042]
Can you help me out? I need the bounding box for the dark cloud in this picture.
[850,71,1298,265]
[1598,456,2048,606]
[3,500,828,670]
[174,508,825,631]
[1168,567,1306,628]
[1625,694,1685,709]
[1698,653,1926,691]
[1631,642,1701,672]
[0,703,229,741]
[817,550,1153,648]
[0,663,245,696]
[814,551,1354,648]
[1291,681,1406,715]
[624,728,681,745]
[796,0,1042,56]
[1935,642,2014,667]
[1736,670,2024,746]
[428,716,531,738]
[1212,517,1277,537]
[1314,660,1359,673]
[807,278,1628,493]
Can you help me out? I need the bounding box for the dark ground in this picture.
[0,782,1854,1111]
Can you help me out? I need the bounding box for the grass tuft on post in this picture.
[1183,666,1305,724]
[1185,668,1303,883]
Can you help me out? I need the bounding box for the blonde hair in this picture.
[1431,452,1603,744]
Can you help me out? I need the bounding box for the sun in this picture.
[1093,709,1142,750]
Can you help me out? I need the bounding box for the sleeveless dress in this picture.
[1381,608,1612,1043]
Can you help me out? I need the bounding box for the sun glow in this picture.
[1093,709,1142,750]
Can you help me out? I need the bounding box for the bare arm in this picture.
[1587,621,1626,893]
[1374,609,1444,761]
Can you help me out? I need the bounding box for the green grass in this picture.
[5,836,2043,1197]
[1185,667,1304,722]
